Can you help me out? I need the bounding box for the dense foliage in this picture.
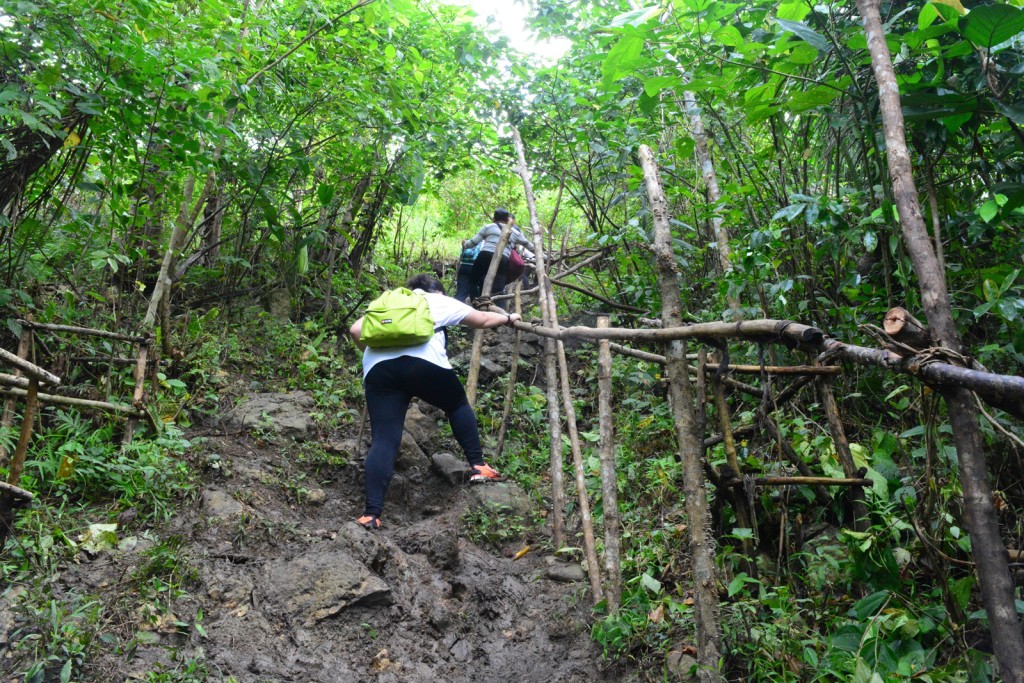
[3,0,1023,680]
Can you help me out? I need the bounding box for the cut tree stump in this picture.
[883,307,931,350]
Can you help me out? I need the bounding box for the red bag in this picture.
[506,249,526,281]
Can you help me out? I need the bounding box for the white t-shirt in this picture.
[361,290,474,378]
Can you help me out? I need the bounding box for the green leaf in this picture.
[918,2,940,29]
[786,85,839,112]
[135,631,160,645]
[1003,187,1024,215]
[900,92,977,121]
[316,183,335,207]
[983,278,999,303]
[978,200,998,223]
[830,625,863,652]
[643,75,678,97]
[854,590,890,620]
[940,112,973,133]
[607,5,661,29]
[641,572,662,594]
[777,2,811,21]
[727,572,753,596]
[384,43,397,61]
[994,99,1024,125]
[775,18,831,53]
[950,576,973,610]
[638,90,659,115]
[772,204,805,222]
[713,24,743,47]
[959,4,1024,50]
[601,32,645,88]
[60,660,72,683]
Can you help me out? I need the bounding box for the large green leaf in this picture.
[994,99,1024,125]
[786,85,839,112]
[775,18,831,53]
[601,31,646,88]
[643,75,679,97]
[900,92,977,121]
[959,4,1024,49]
[606,5,661,29]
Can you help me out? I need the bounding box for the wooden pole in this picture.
[727,476,872,487]
[495,281,524,459]
[815,366,868,531]
[6,378,38,488]
[597,315,621,611]
[511,124,564,549]
[0,347,61,386]
[712,372,756,567]
[857,0,1023,672]
[0,387,146,416]
[15,320,148,343]
[551,287,604,604]
[640,143,722,678]
[122,339,152,445]
[0,327,31,468]
[465,221,513,406]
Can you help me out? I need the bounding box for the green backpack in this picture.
[360,288,437,349]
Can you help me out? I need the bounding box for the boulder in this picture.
[261,547,392,626]
[477,357,506,382]
[545,561,586,584]
[431,452,469,485]
[403,402,439,447]
[666,652,699,681]
[201,489,253,521]
[466,481,530,515]
[222,391,316,440]
[396,432,428,471]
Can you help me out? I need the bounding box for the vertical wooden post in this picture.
[711,372,756,570]
[465,222,513,406]
[640,144,723,680]
[7,378,39,488]
[815,366,868,531]
[597,315,621,611]
[0,327,31,467]
[511,124,564,549]
[553,299,603,604]
[122,337,151,446]
[495,281,524,459]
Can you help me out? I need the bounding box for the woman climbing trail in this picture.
[348,273,521,529]
[464,208,534,305]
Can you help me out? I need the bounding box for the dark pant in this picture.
[454,260,479,303]
[362,356,484,517]
[470,251,509,307]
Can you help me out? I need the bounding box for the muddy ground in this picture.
[13,386,640,682]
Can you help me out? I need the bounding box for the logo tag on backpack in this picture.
[360,288,436,348]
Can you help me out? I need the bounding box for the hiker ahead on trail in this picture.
[464,208,534,303]
[454,238,481,304]
[348,273,521,530]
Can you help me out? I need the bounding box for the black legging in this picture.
[470,250,509,300]
[362,356,484,517]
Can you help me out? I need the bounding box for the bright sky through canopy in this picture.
[451,0,571,63]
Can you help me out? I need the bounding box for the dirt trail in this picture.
[53,403,638,682]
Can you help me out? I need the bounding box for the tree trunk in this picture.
[856,0,1024,678]
[639,144,722,680]
[512,125,565,549]
[465,222,512,406]
[597,315,622,611]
